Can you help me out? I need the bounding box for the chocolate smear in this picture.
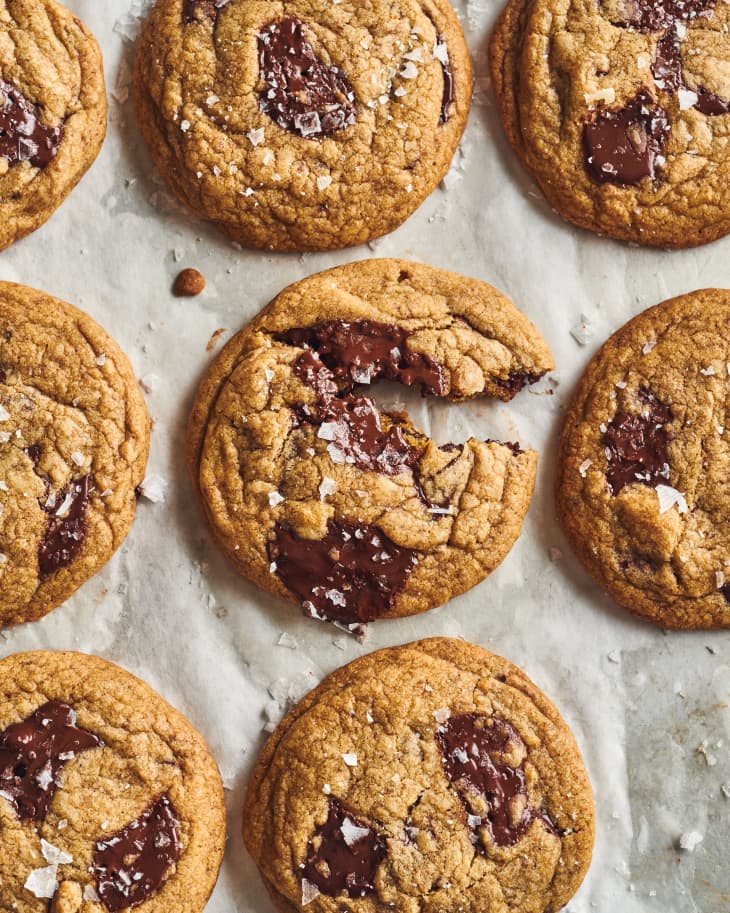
[93,794,182,912]
[271,519,419,627]
[583,90,669,185]
[603,389,672,495]
[0,700,99,821]
[436,713,557,849]
[258,18,357,138]
[38,475,91,576]
[0,78,63,169]
[302,797,386,898]
[435,37,455,124]
[652,27,684,92]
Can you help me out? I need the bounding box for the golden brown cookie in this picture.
[489,0,730,248]
[133,0,472,251]
[0,0,107,251]
[187,259,554,634]
[557,288,730,629]
[0,283,150,628]
[0,650,226,913]
[243,637,595,913]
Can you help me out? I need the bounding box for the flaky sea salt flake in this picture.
[40,839,72,866]
[24,865,58,899]
[301,878,320,906]
[342,752,358,767]
[656,485,688,515]
[679,830,703,851]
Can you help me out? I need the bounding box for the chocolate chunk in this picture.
[93,794,182,912]
[603,389,672,495]
[183,0,229,23]
[258,18,357,138]
[436,713,556,849]
[608,0,716,31]
[652,27,683,92]
[694,88,730,116]
[583,90,669,185]
[721,583,730,604]
[281,320,446,396]
[0,700,99,821]
[271,519,419,627]
[302,797,386,898]
[0,78,63,169]
[38,475,91,576]
[435,38,455,124]
[493,370,547,398]
[293,351,426,476]
[25,443,43,465]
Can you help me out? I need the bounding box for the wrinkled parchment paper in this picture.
[1,1,730,909]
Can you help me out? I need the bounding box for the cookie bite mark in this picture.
[0,701,99,821]
[280,321,446,395]
[269,520,419,631]
[257,18,357,139]
[183,0,230,24]
[436,713,557,850]
[302,797,386,899]
[493,370,547,398]
[0,79,64,169]
[583,91,669,184]
[93,794,182,911]
[603,390,672,495]
[38,475,91,577]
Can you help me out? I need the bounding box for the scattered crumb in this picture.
[173,268,206,297]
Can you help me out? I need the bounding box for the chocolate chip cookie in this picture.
[557,288,730,628]
[0,283,150,627]
[133,0,472,251]
[187,259,554,633]
[490,0,730,247]
[0,0,107,251]
[243,637,595,913]
[0,650,225,913]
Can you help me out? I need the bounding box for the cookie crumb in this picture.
[173,268,206,297]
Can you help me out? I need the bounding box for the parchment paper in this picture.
[2,1,730,910]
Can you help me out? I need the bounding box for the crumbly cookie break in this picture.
[489,0,730,247]
[0,650,226,913]
[0,283,150,627]
[243,637,595,913]
[0,0,107,251]
[133,0,472,251]
[187,259,554,633]
[557,288,730,628]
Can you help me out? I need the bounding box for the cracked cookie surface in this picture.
[133,0,472,251]
[0,0,107,251]
[187,259,554,632]
[489,0,730,248]
[243,637,594,913]
[557,289,730,628]
[0,650,225,913]
[0,283,150,627]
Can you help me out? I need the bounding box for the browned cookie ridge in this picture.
[0,0,107,251]
[557,289,730,628]
[187,259,554,634]
[489,0,730,247]
[0,283,150,627]
[0,651,226,913]
[243,638,595,913]
[133,0,473,251]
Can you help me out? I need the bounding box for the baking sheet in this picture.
[2,0,730,909]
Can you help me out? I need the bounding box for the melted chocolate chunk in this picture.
[603,389,672,495]
[183,0,229,23]
[293,351,425,476]
[93,794,182,912]
[721,583,730,604]
[436,713,556,849]
[271,519,419,626]
[608,0,716,31]
[652,27,684,92]
[694,87,730,116]
[436,38,455,124]
[258,18,357,138]
[0,78,63,169]
[281,319,446,396]
[584,90,669,185]
[25,443,42,465]
[38,475,91,576]
[493,370,547,398]
[0,700,99,821]
[302,798,386,898]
